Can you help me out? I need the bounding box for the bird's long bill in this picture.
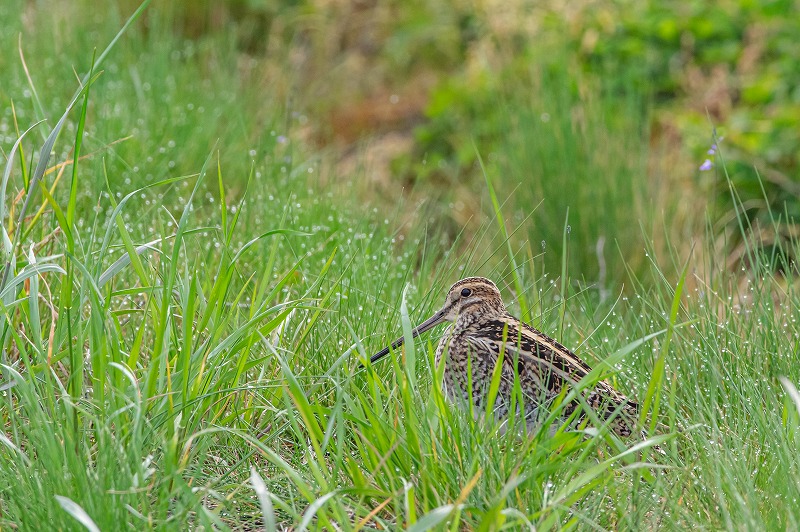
[369,307,448,364]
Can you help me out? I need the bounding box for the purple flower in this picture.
[707,144,717,155]
[699,159,714,171]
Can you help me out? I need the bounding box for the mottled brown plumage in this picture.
[370,277,638,437]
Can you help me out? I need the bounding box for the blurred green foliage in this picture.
[392,0,800,273]
[577,0,800,253]
[8,0,797,280]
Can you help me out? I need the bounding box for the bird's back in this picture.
[441,313,639,437]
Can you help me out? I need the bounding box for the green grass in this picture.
[2,1,800,530]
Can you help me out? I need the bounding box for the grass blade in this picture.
[55,496,101,532]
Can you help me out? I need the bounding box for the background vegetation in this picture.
[2,0,799,529]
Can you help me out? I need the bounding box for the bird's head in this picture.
[368,277,507,365]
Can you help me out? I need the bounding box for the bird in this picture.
[369,277,639,437]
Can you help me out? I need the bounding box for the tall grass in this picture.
[2,1,800,530]
[496,65,651,293]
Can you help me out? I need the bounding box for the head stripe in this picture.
[449,277,498,292]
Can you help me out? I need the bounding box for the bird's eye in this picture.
[460,288,472,297]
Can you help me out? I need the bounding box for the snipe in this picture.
[370,277,639,437]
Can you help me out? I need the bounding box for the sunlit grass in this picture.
[2,1,800,530]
